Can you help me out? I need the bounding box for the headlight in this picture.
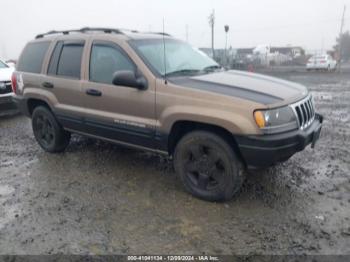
[254,106,298,134]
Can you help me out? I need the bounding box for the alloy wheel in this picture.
[183,143,226,191]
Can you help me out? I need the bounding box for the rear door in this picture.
[81,40,156,149]
[44,40,86,131]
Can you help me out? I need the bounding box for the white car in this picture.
[0,59,17,116]
[306,55,337,71]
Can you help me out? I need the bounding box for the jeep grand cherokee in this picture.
[12,28,323,201]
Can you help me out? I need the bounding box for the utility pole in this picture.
[208,9,215,59]
[338,5,346,72]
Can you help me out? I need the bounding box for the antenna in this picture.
[162,18,167,84]
[338,5,346,72]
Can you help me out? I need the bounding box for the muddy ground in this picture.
[0,70,349,255]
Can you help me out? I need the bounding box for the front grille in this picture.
[291,95,315,130]
[0,81,12,95]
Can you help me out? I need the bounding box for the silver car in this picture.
[306,55,337,71]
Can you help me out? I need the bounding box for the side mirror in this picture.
[112,70,148,90]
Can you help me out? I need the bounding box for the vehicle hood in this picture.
[0,67,14,82]
[170,70,308,106]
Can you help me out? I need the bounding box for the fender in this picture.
[159,105,260,136]
[23,87,58,111]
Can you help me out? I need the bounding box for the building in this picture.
[199,45,307,68]
[270,46,305,58]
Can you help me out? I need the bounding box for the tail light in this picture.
[11,73,17,93]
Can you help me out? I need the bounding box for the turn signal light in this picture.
[254,111,265,128]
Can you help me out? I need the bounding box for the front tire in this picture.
[174,131,245,201]
[32,106,71,153]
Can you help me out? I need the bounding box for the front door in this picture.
[81,40,156,149]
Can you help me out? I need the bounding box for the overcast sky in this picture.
[0,0,348,59]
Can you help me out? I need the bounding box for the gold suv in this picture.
[12,28,323,201]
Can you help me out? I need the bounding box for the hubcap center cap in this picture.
[196,157,212,175]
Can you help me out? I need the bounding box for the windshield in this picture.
[130,39,219,76]
[0,60,8,69]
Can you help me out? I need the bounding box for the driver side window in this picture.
[90,43,135,84]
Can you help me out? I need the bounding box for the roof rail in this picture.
[35,27,124,39]
[146,32,172,36]
[35,30,78,39]
[79,27,124,34]
[35,27,171,39]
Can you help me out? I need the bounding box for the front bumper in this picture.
[236,114,323,169]
[0,93,18,116]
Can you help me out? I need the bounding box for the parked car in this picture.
[5,59,17,68]
[0,59,17,116]
[306,55,337,71]
[12,28,323,201]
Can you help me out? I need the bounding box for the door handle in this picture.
[42,82,54,88]
[86,89,102,97]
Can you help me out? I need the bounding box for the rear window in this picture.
[17,42,50,73]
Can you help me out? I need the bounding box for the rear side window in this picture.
[17,42,50,73]
[90,43,135,84]
[48,41,84,79]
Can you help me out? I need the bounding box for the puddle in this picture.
[0,160,15,168]
[312,92,333,101]
[0,185,19,230]
[319,81,350,88]
[0,205,20,230]
[0,185,15,196]
[330,109,350,123]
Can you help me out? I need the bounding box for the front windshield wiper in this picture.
[166,69,201,77]
[202,65,222,72]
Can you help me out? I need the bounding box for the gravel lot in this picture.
[0,70,349,255]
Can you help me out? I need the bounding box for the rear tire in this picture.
[174,131,245,202]
[32,106,71,153]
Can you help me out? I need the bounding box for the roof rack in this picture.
[35,27,171,39]
[35,27,124,39]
